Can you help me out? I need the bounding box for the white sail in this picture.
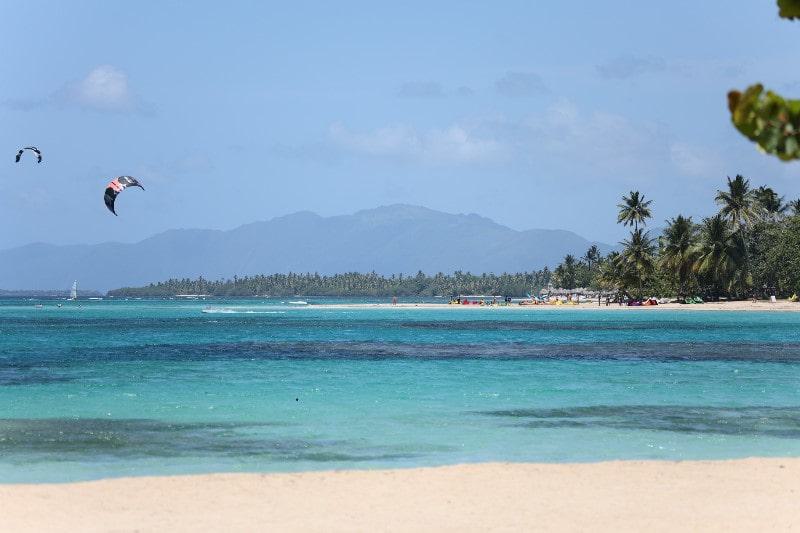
[70,281,78,300]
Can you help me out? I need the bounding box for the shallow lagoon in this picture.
[1,298,799,482]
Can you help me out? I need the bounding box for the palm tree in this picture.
[620,229,655,300]
[583,245,600,270]
[617,191,653,230]
[714,176,762,298]
[727,229,752,298]
[556,254,578,289]
[787,198,800,216]
[754,186,786,221]
[715,175,761,230]
[659,215,698,300]
[597,251,630,300]
[693,215,749,298]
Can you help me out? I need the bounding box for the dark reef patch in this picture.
[478,405,800,438]
[0,418,420,462]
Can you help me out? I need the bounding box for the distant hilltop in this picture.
[0,204,612,292]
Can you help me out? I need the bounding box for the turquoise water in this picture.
[1,298,799,483]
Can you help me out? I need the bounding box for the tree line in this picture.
[108,270,553,298]
[552,176,800,301]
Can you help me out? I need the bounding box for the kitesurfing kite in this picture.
[15,146,42,163]
[104,176,144,216]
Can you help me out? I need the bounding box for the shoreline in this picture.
[309,300,800,312]
[3,458,799,532]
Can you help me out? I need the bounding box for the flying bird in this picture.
[104,176,145,216]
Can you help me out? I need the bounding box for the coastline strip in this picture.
[2,458,798,532]
[308,301,800,312]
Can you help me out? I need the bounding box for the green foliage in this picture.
[754,186,786,220]
[659,215,698,298]
[727,4,800,160]
[597,252,624,292]
[617,191,652,230]
[582,245,600,270]
[114,177,800,302]
[778,0,800,19]
[550,176,800,301]
[750,215,800,295]
[108,270,553,298]
[715,175,762,229]
[551,248,600,290]
[693,215,750,298]
[728,85,800,161]
[554,254,577,289]
[620,229,656,299]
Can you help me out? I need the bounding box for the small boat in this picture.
[69,280,78,301]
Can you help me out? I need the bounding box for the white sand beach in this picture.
[310,300,800,312]
[3,458,799,532]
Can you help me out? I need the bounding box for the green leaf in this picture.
[778,0,800,19]
[785,135,799,158]
[728,84,800,161]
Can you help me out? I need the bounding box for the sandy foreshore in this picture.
[310,300,800,312]
[3,459,799,532]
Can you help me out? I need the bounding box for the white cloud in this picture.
[329,123,505,163]
[670,142,723,177]
[61,66,133,111]
[5,66,152,115]
[330,100,722,182]
[329,104,669,172]
[548,109,669,166]
[475,100,672,175]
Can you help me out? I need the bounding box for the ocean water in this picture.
[1,297,799,483]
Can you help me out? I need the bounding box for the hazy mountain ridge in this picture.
[0,205,612,291]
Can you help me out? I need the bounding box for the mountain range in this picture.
[0,205,613,292]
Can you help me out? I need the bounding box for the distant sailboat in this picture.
[70,281,78,301]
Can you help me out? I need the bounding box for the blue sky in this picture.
[1,1,799,249]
